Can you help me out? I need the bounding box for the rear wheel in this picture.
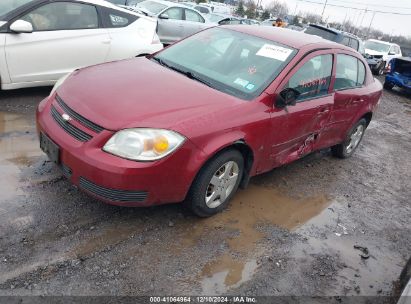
[186,149,244,217]
[332,119,367,159]
[383,81,394,90]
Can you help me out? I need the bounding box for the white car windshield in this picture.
[0,0,33,18]
[137,1,167,15]
[152,28,297,100]
[364,41,391,53]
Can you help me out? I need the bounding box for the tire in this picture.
[383,81,394,90]
[331,118,367,159]
[186,149,244,217]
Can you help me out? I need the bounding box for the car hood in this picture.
[57,58,241,134]
[365,49,386,57]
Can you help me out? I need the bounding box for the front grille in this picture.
[61,163,72,179]
[51,106,92,142]
[56,95,104,133]
[79,177,148,202]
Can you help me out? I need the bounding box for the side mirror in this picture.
[276,88,300,108]
[10,20,33,33]
[159,13,169,20]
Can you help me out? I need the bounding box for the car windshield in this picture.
[137,1,167,15]
[0,0,33,19]
[152,27,297,100]
[364,41,391,53]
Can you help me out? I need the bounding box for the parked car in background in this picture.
[193,4,212,15]
[286,24,304,31]
[130,0,211,44]
[207,13,241,25]
[304,24,362,52]
[261,18,277,26]
[384,57,411,92]
[37,26,382,217]
[180,1,195,8]
[240,19,260,25]
[105,0,143,6]
[0,0,162,90]
[364,39,402,74]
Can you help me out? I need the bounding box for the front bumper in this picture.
[36,94,206,207]
[386,75,411,90]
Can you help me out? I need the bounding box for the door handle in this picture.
[317,106,330,114]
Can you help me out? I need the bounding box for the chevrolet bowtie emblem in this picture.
[62,113,71,121]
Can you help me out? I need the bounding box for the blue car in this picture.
[384,57,411,92]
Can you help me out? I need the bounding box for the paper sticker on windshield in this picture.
[234,78,249,87]
[256,44,293,61]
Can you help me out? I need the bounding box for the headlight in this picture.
[49,72,72,96]
[103,128,185,161]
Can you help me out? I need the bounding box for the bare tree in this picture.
[266,0,289,18]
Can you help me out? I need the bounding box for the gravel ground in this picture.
[0,80,410,301]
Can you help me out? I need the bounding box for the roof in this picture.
[223,25,351,50]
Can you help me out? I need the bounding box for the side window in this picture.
[164,7,183,20]
[103,8,138,28]
[185,9,204,23]
[341,36,350,47]
[285,54,333,101]
[334,54,365,90]
[350,38,359,51]
[21,2,98,31]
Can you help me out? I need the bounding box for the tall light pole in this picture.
[321,0,328,23]
[367,11,376,38]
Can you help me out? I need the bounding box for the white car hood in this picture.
[365,49,386,56]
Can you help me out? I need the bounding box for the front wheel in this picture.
[331,119,367,159]
[186,149,244,217]
[377,61,386,75]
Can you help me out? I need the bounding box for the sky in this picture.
[263,0,411,37]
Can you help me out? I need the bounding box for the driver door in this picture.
[270,51,334,166]
[5,1,110,84]
[157,7,184,44]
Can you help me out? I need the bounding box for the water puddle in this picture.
[177,184,330,294]
[201,254,258,294]
[0,111,41,205]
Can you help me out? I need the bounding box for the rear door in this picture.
[5,1,110,84]
[183,8,208,37]
[157,7,184,44]
[327,53,367,144]
[270,51,334,165]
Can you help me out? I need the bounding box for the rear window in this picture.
[305,26,337,42]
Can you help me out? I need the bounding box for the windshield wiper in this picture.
[152,57,214,88]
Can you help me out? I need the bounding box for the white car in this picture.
[0,0,163,90]
[364,39,402,73]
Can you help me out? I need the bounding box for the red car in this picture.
[36,26,382,217]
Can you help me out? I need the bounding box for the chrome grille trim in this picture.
[56,95,104,133]
[51,106,92,142]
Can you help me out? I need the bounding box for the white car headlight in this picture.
[50,72,72,96]
[103,128,186,161]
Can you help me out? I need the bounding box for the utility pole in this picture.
[321,0,328,23]
[367,11,376,38]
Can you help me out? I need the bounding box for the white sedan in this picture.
[0,0,163,90]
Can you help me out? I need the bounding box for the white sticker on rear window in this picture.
[256,44,293,61]
[234,78,249,87]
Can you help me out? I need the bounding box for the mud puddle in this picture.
[177,184,330,294]
[0,111,41,208]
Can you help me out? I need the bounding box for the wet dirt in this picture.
[0,84,410,298]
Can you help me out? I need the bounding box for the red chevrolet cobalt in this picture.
[37,26,382,217]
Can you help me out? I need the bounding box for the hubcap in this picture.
[205,161,239,208]
[346,125,364,154]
